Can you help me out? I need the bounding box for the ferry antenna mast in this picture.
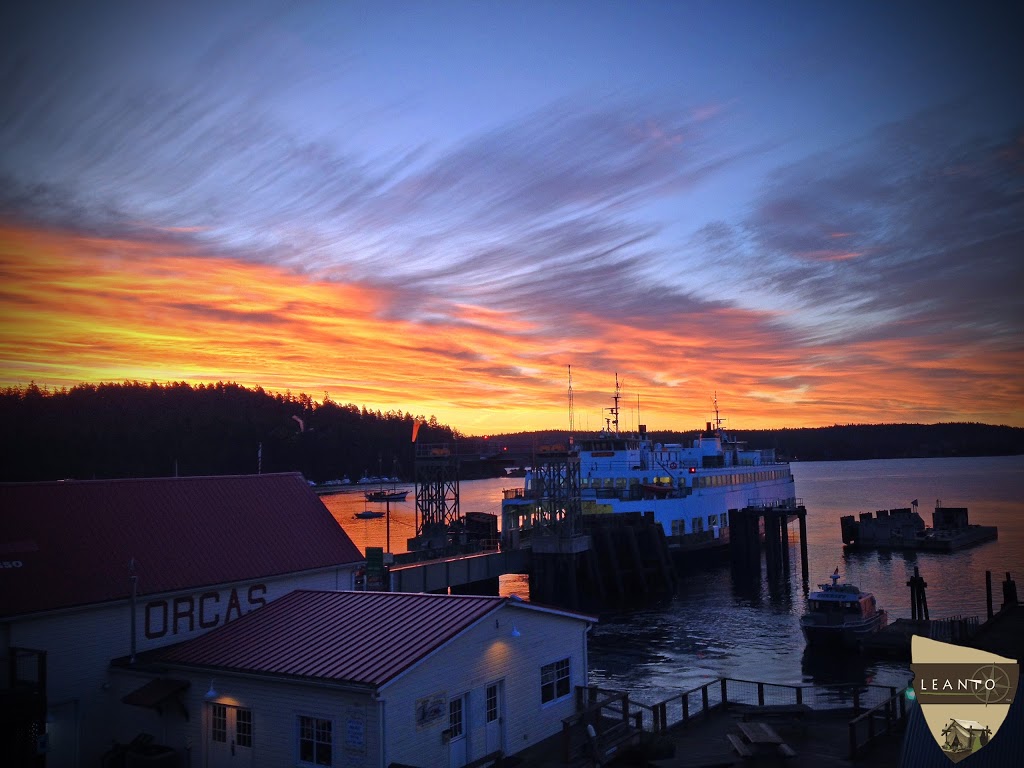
[567,365,575,444]
[606,372,621,436]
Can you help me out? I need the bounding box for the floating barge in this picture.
[840,502,997,552]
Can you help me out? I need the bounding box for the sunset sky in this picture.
[1,2,1022,433]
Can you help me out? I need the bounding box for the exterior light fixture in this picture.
[511,625,521,638]
[204,680,218,700]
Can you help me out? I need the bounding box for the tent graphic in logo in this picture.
[911,636,1018,763]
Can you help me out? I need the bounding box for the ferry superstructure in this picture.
[505,381,797,549]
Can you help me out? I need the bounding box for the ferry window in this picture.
[298,716,333,766]
[615,478,627,489]
[211,704,227,743]
[692,517,704,533]
[708,514,718,527]
[721,512,728,526]
[541,658,571,704]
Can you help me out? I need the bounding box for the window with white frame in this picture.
[298,715,332,766]
[448,697,464,738]
[541,658,570,704]
[236,708,253,748]
[211,704,227,743]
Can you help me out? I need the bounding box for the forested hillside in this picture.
[2,382,1020,483]
[0,382,456,482]
[505,423,1024,462]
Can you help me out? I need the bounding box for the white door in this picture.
[208,703,254,768]
[484,681,505,755]
[448,693,469,768]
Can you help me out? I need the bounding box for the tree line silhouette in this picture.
[1,381,1020,483]
[0,381,457,483]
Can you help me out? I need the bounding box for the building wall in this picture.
[381,604,589,767]
[109,667,381,768]
[3,565,358,767]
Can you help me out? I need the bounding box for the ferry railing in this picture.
[745,497,803,509]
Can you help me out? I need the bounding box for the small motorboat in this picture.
[364,489,408,502]
[354,509,385,520]
[800,569,887,648]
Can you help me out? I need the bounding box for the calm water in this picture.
[323,456,1024,699]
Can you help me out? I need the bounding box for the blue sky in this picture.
[1,1,1022,431]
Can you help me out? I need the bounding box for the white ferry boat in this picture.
[800,570,888,647]
[503,380,797,550]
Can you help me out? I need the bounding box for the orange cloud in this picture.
[1,224,1021,432]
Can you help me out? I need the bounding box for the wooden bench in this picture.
[777,743,797,758]
[584,722,639,766]
[726,733,754,758]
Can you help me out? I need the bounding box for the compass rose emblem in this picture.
[911,636,1018,763]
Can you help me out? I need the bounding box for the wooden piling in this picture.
[986,570,993,620]
[797,508,809,589]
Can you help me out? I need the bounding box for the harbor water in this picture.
[322,455,1024,701]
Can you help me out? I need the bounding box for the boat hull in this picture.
[800,611,888,648]
[365,491,408,502]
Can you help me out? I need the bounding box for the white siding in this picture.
[108,668,380,768]
[3,565,358,767]
[100,600,589,768]
[381,604,588,767]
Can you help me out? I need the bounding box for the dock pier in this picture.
[729,502,810,590]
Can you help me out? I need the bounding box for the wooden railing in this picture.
[571,677,908,759]
[848,687,909,758]
[561,687,639,763]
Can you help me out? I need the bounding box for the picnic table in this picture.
[740,703,812,722]
[727,721,797,760]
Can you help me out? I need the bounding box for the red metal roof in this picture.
[157,590,510,688]
[0,473,363,618]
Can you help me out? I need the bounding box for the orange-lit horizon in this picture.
[3,224,1021,434]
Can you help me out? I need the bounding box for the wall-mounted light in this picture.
[204,679,218,700]
[511,625,521,638]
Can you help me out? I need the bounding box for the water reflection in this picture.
[318,458,1021,702]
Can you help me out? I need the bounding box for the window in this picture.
[298,716,332,766]
[541,658,570,704]
[236,708,253,748]
[449,697,464,738]
[486,684,499,723]
[211,704,227,743]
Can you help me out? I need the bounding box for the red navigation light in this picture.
[689,467,696,473]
